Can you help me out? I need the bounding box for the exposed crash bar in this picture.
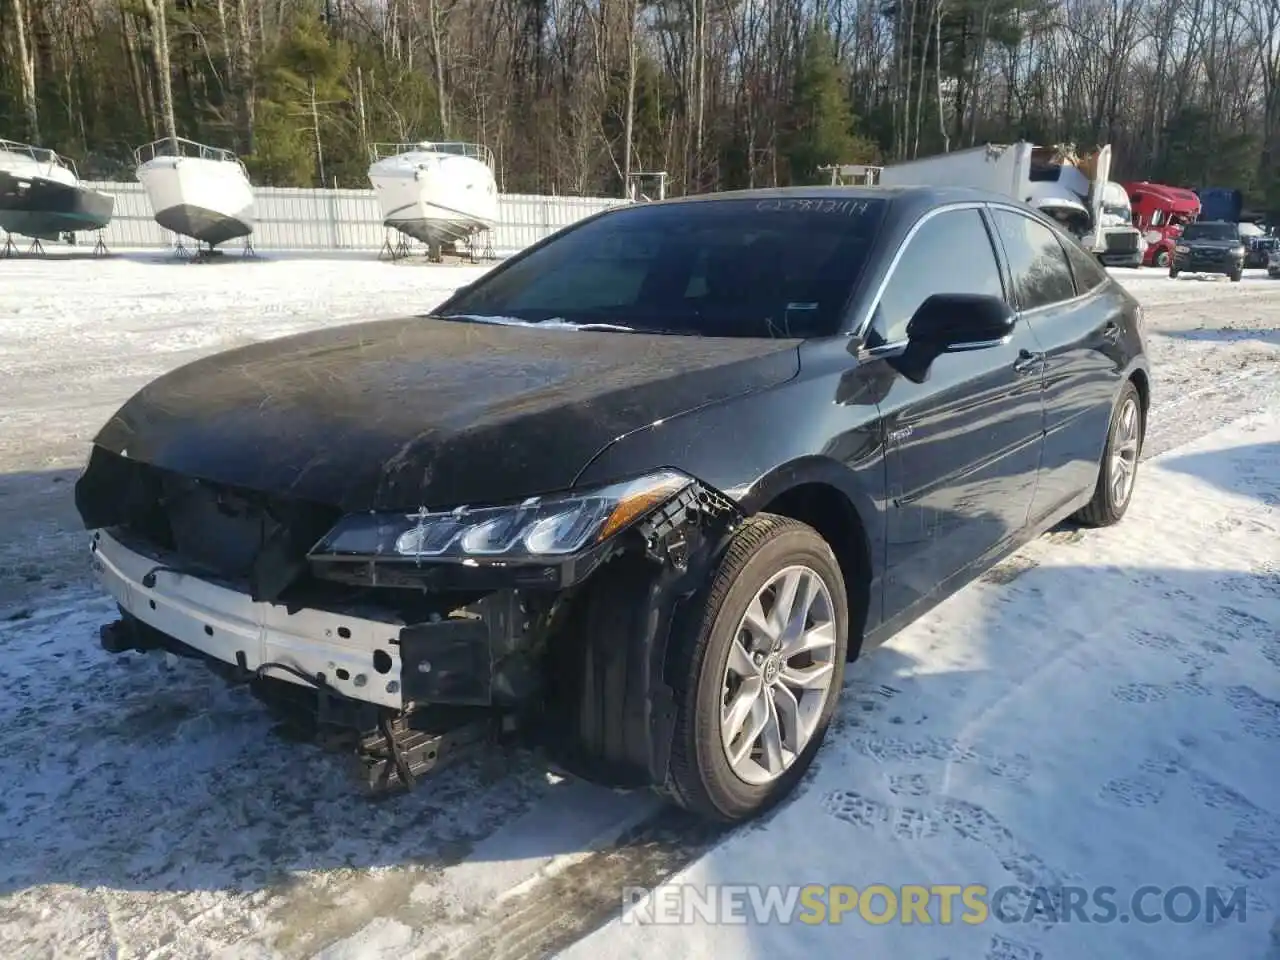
[92,530,407,709]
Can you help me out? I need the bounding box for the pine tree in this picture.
[785,28,875,184]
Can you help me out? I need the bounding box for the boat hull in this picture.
[154,203,252,247]
[0,171,114,240]
[369,153,499,247]
[137,156,255,246]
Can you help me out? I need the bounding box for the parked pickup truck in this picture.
[1169,220,1246,281]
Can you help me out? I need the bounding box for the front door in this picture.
[863,205,1047,622]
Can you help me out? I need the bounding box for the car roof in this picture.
[622,184,1025,218]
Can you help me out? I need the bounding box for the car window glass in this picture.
[992,209,1078,310]
[1056,226,1110,292]
[1181,222,1238,242]
[869,208,1004,344]
[440,197,890,338]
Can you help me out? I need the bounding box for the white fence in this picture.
[81,180,630,257]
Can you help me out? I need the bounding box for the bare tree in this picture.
[138,0,178,143]
[10,0,39,142]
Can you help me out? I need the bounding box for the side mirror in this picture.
[905,293,1016,350]
[889,293,1015,385]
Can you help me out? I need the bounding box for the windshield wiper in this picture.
[563,322,639,332]
[432,313,637,332]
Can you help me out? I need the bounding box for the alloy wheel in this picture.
[719,565,838,786]
[1110,396,1141,508]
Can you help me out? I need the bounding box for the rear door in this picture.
[989,206,1127,522]
[866,205,1047,621]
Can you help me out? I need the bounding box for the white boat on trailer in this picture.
[0,138,115,255]
[368,141,499,259]
[134,137,255,256]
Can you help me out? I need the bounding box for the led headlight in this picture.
[310,469,693,561]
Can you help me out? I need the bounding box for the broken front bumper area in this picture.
[90,527,533,709]
[86,475,747,795]
[91,528,524,790]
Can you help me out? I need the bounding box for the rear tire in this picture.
[662,514,848,822]
[1074,381,1143,527]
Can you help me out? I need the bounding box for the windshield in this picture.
[437,197,889,338]
[1102,204,1132,223]
[1043,206,1090,237]
[1182,222,1239,242]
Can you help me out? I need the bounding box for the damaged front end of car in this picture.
[76,445,744,793]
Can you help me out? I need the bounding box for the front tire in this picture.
[663,514,849,822]
[1229,266,1243,282]
[1169,265,1180,279]
[1154,249,1171,268]
[1075,381,1143,527]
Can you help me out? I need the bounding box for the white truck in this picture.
[876,142,1145,267]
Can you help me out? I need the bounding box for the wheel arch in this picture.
[1122,358,1151,444]
[736,456,880,658]
[1128,366,1150,420]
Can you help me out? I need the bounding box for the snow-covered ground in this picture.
[0,252,1277,959]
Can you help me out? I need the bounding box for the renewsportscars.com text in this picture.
[621,883,1250,926]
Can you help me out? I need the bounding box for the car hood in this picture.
[92,316,800,511]
[1183,238,1240,249]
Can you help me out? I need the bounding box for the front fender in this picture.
[735,453,882,529]
[572,347,889,578]
[546,480,744,789]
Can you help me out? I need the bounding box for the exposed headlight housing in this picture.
[309,469,693,563]
[1175,244,1189,253]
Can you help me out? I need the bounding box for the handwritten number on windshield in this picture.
[754,198,873,216]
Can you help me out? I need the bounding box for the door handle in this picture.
[1013,349,1044,375]
[1102,320,1121,342]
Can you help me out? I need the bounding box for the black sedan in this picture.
[76,185,1150,822]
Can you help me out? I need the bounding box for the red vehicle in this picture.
[1123,181,1201,267]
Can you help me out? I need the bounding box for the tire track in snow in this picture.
[421,809,729,960]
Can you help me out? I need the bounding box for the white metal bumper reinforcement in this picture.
[91,530,406,709]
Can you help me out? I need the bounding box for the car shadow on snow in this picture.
[1157,440,1280,504]
[1166,271,1276,284]
[1159,326,1280,347]
[0,468,96,616]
